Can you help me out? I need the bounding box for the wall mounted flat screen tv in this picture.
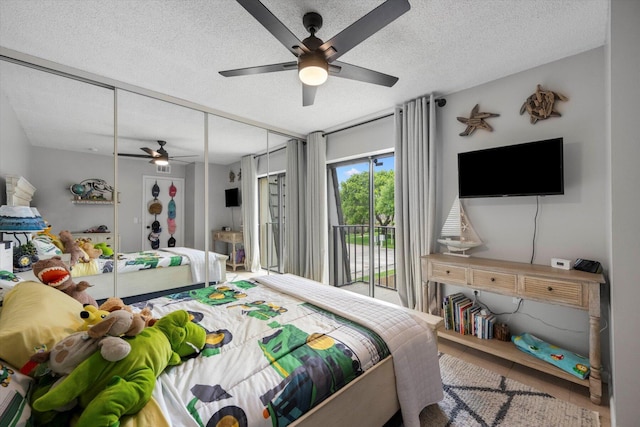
[225,188,240,207]
[458,137,564,198]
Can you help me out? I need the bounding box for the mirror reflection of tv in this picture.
[225,188,240,207]
[458,137,564,198]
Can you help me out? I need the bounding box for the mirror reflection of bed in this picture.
[0,58,274,299]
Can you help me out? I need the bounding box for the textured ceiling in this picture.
[0,0,608,163]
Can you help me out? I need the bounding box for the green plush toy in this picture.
[32,310,206,426]
[93,242,114,257]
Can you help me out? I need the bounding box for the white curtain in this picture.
[394,95,437,311]
[241,155,260,272]
[304,131,329,283]
[284,139,306,276]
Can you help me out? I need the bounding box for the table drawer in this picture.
[430,262,467,284]
[470,269,517,294]
[520,276,585,308]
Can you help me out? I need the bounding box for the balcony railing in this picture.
[332,225,396,290]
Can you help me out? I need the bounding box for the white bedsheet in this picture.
[255,274,443,427]
[161,247,227,283]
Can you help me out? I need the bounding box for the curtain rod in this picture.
[323,98,446,137]
[254,144,287,159]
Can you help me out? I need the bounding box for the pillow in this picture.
[31,235,63,257]
[0,359,34,426]
[0,281,83,369]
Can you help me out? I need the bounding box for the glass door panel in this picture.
[329,154,397,303]
[116,90,206,288]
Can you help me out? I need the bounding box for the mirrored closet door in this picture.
[0,58,116,298]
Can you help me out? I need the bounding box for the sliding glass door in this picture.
[329,154,397,302]
[259,173,285,273]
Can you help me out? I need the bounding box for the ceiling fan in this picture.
[118,140,196,165]
[219,0,411,106]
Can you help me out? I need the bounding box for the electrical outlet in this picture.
[473,289,481,297]
[512,297,522,304]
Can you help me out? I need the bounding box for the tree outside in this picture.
[340,170,394,227]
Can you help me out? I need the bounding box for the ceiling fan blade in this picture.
[118,153,153,159]
[320,0,410,63]
[330,61,399,87]
[219,61,297,77]
[141,147,161,157]
[302,84,317,107]
[236,0,305,57]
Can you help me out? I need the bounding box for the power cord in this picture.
[530,196,540,264]
[473,290,585,333]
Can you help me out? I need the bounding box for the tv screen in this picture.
[225,188,240,207]
[458,138,564,198]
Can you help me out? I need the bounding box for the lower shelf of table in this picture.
[437,328,589,388]
[226,261,244,271]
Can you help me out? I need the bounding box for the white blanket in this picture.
[255,274,443,427]
[161,247,227,283]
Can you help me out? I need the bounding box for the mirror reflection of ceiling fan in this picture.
[118,140,197,165]
[219,0,411,106]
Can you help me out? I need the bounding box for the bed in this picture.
[17,247,228,300]
[0,274,443,427]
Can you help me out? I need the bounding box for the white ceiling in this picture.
[0,0,608,163]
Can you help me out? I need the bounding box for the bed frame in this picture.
[18,255,227,300]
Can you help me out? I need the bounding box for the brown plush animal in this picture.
[59,230,89,266]
[79,239,102,259]
[99,297,157,327]
[32,256,97,307]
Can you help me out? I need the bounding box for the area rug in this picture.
[417,353,600,427]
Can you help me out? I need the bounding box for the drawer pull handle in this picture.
[446,270,450,274]
[491,277,495,282]
[547,286,553,291]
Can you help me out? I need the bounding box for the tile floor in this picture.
[225,270,610,426]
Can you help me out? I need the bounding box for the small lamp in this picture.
[0,205,46,272]
[0,205,46,235]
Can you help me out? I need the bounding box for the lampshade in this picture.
[298,52,328,86]
[0,205,46,232]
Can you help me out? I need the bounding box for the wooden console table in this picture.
[422,253,605,404]
[213,230,244,271]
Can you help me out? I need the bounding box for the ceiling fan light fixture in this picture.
[153,157,169,166]
[298,52,328,86]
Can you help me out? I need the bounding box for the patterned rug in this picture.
[417,353,600,427]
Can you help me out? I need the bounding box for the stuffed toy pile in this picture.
[58,230,89,266]
[32,310,206,426]
[31,256,97,307]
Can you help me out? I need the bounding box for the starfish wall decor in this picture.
[520,84,568,124]
[456,104,500,136]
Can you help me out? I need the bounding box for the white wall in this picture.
[437,47,608,363]
[608,0,640,424]
[0,91,31,204]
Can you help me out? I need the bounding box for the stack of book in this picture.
[442,292,497,339]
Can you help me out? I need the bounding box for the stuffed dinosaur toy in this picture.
[58,230,89,266]
[33,310,206,426]
[32,256,97,307]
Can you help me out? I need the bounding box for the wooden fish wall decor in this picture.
[520,84,568,124]
[457,104,500,136]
